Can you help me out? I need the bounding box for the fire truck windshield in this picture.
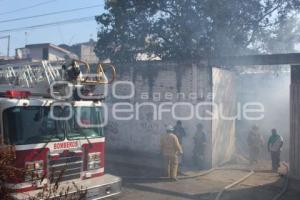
[3,106,104,145]
[3,106,65,145]
[66,106,104,140]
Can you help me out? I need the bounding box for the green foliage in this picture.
[95,0,300,62]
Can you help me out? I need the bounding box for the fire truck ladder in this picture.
[0,61,63,96]
[0,60,116,97]
[41,60,61,84]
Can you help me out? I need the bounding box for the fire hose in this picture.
[272,162,289,200]
[214,162,289,200]
[214,169,254,200]
[122,162,289,200]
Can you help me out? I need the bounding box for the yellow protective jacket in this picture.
[160,133,183,157]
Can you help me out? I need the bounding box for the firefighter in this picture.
[174,120,186,174]
[247,125,263,165]
[160,125,183,181]
[62,59,81,83]
[174,120,186,145]
[193,123,207,169]
[268,128,283,172]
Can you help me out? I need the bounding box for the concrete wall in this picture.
[290,65,300,180]
[28,47,43,61]
[104,61,236,168]
[48,48,67,61]
[28,47,66,61]
[80,44,98,64]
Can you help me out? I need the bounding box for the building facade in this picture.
[15,43,78,61]
[59,39,98,64]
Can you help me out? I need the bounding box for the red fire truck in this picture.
[0,60,121,199]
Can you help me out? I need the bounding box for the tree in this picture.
[258,14,300,53]
[95,0,300,62]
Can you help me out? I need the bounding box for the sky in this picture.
[0,0,105,56]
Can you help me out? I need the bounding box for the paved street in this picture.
[106,159,300,200]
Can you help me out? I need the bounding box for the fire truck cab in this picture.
[0,60,121,199]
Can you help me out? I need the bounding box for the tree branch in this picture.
[256,0,284,24]
[245,0,285,46]
[160,8,176,17]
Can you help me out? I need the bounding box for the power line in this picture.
[0,16,96,33]
[0,0,57,16]
[0,4,103,24]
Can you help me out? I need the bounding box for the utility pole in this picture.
[25,32,28,45]
[0,35,10,57]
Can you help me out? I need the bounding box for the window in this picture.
[3,106,64,145]
[42,47,49,60]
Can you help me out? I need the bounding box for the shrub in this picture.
[0,146,87,200]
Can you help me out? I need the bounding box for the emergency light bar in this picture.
[4,90,31,98]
